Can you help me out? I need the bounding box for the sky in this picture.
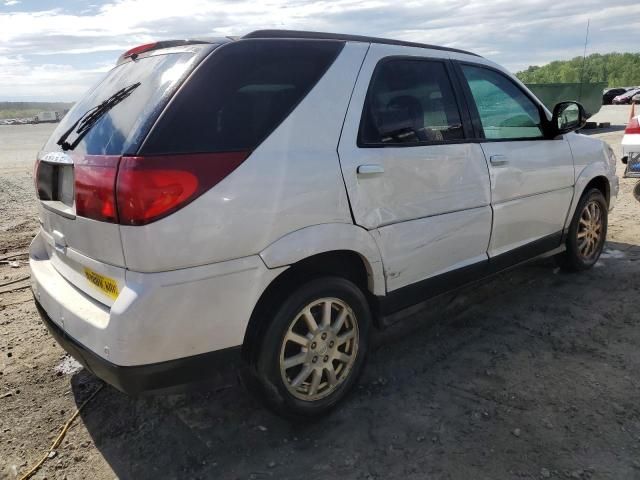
[1,0,639,102]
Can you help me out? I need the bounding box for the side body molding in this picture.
[259,223,386,296]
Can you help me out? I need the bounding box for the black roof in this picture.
[243,29,480,57]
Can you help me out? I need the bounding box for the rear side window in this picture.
[359,59,464,146]
[461,64,543,140]
[142,39,344,155]
[43,50,203,155]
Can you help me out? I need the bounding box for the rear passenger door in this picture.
[455,62,575,261]
[338,45,492,295]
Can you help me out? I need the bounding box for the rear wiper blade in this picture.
[56,82,141,151]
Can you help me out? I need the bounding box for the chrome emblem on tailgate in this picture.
[41,151,73,165]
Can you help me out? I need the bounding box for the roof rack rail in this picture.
[243,29,480,57]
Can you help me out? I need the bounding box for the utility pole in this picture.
[578,19,590,103]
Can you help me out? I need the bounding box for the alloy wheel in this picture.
[279,297,359,401]
[577,199,604,260]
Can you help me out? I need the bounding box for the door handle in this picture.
[357,164,385,175]
[490,155,508,166]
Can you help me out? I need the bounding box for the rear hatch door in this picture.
[35,45,212,305]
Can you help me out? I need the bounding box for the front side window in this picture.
[359,59,464,146]
[461,64,543,140]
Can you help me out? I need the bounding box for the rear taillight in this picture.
[116,151,249,226]
[74,155,120,223]
[626,117,640,135]
[71,151,249,225]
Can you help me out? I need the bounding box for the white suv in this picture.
[30,30,618,417]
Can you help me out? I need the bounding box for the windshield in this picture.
[43,50,204,155]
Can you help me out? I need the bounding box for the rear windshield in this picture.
[43,48,207,155]
[141,39,344,155]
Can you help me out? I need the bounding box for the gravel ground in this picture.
[1,109,640,480]
[0,124,50,255]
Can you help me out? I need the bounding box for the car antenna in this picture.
[578,19,590,104]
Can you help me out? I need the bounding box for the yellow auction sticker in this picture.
[83,267,119,300]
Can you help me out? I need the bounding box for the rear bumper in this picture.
[29,229,286,390]
[35,298,241,394]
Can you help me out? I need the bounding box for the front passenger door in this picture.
[457,63,574,261]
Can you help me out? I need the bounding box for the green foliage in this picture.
[0,101,74,120]
[516,53,640,88]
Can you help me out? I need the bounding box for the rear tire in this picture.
[556,188,607,272]
[248,276,371,419]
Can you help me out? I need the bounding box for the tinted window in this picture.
[359,59,464,146]
[142,39,344,154]
[461,65,543,140]
[43,50,203,155]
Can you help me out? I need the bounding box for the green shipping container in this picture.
[525,82,607,118]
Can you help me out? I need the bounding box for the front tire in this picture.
[251,276,371,418]
[556,188,608,271]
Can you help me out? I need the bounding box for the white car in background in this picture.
[30,30,619,418]
[622,110,640,189]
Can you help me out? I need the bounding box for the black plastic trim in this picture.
[450,60,485,139]
[446,59,476,140]
[35,299,242,394]
[377,231,563,316]
[488,230,562,272]
[244,29,481,57]
[379,260,488,315]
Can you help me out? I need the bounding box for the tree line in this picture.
[516,52,640,88]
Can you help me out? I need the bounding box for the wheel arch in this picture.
[583,175,610,206]
[259,223,385,295]
[564,163,613,232]
[244,223,387,365]
[243,249,380,364]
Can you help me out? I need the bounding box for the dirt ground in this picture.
[1,109,639,480]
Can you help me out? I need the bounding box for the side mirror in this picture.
[550,101,587,136]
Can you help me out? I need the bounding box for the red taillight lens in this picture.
[71,151,248,225]
[74,155,120,223]
[625,117,640,135]
[117,164,198,225]
[116,151,249,226]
